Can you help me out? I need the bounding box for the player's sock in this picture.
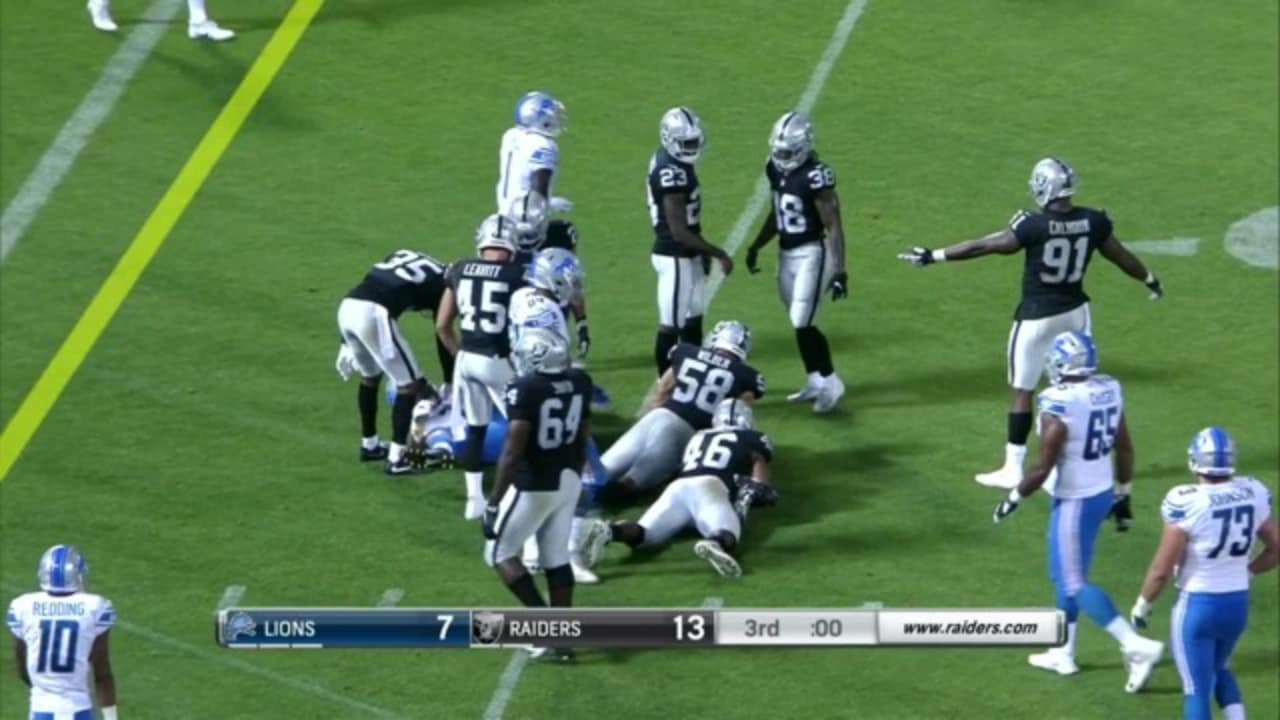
[1064,622,1078,656]
[436,336,455,383]
[388,442,405,463]
[358,382,379,438]
[1221,704,1245,720]
[544,563,575,607]
[1006,412,1032,467]
[610,522,645,548]
[187,0,208,24]
[391,391,415,445]
[361,436,381,450]
[654,329,679,376]
[461,424,487,471]
[810,326,836,376]
[680,315,704,345]
[464,471,484,499]
[505,572,547,607]
[794,326,820,374]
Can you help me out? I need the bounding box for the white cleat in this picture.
[188,20,235,41]
[1028,648,1079,676]
[694,540,742,578]
[812,374,846,414]
[1122,636,1164,694]
[464,496,486,521]
[786,379,822,403]
[87,1,118,32]
[570,558,599,584]
[576,519,611,568]
[975,466,1022,489]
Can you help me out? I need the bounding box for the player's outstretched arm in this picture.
[745,211,778,274]
[815,189,849,299]
[1099,235,1163,299]
[435,288,460,357]
[90,632,117,715]
[662,194,732,275]
[1249,516,1280,577]
[899,228,1019,267]
[994,413,1064,522]
[1131,523,1189,627]
[12,639,29,686]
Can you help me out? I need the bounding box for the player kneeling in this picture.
[578,399,777,578]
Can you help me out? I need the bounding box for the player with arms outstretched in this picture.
[8,545,118,720]
[991,332,1164,692]
[497,92,571,214]
[898,158,1164,489]
[1129,428,1279,720]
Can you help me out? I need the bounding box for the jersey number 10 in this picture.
[36,619,78,674]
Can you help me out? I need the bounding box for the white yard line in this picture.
[0,0,182,263]
[1127,238,1201,256]
[634,0,870,416]
[377,588,405,607]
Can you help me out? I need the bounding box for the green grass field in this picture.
[2,1,1277,718]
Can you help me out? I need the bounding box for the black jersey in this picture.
[647,148,703,258]
[505,368,593,491]
[515,219,579,265]
[1010,205,1113,320]
[678,428,773,495]
[346,249,448,318]
[661,344,766,429]
[444,257,526,356]
[766,155,837,250]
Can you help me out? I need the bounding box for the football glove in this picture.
[335,343,357,382]
[745,246,762,274]
[548,196,573,213]
[700,254,712,275]
[1109,493,1133,532]
[829,271,849,300]
[403,444,454,472]
[1145,273,1164,301]
[897,246,935,267]
[577,322,591,359]
[734,476,779,507]
[1130,596,1153,629]
[992,491,1021,523]
[481,504,500,540]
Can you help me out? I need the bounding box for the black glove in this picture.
[897,247,935,267]
[992,494,1020,523]
[1145,274,1164,301]
[746,246,761,274]
[482,504,500,540]
[735,476,779,507]
[576,322,591,359]
[1110,494,1133,532]
[700,254,712,275]
[828,271,849,300]
[404,443,455,472]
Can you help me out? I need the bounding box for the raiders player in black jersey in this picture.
[578,398,778,578]
[898,158,1164,489]
[745,111,849,413]
[437,215,528,518]
[337,249,448,474]
[647,107,734,376]
[483,328,591,657]
[600,320,765,495]
[505,190,591,358]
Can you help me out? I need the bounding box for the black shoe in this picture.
[384,458,417,476]
[360,443,389,462]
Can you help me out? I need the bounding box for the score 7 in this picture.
[438,614,453,640]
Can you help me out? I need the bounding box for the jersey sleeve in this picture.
[1036,389,1070,419]
[444,260,464,289]
[1161,485,1202,531]
[526,136,559,173]
[752,432,774,463]
[5,599,21,639]
[740,367,766,399]
[505,380,537,422]
[1009,210,1037,247]
[1091,210,1114,246]
[1248,477,1273,526]
[650,161,693,196]
[95,598,116,633]
[806,162,836,191]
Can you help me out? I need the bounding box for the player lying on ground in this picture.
[578,398,777,578]
[1129,427,1279,720]
[88,0,233,40]
[991,331,1164,693]
[9,545,118,720]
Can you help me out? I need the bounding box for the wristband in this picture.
[102,707,118,720]
[1115,482,1132,497]
[1133,596,1152,615]
[931,249,947,263]
[1007,489,1022,503]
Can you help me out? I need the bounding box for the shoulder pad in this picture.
[1009,209,1033,230]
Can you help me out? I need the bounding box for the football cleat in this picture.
[694,540,742,578]
[787,378,822,403]
[188,20,235,41]
[570,558,599,584]
[577,519,612,568]
[384,458,417,476]
[1122,636,1164,694]
[813,374,845,414]
[975,466,1022,489]
[1028,648,1079,676]
[360,443,389,462]
[87,1,118,31]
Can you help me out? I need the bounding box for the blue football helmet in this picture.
[514,91,566,138]
[1029,157,1077,209]
[527,248,583,306]
[38,544,87,593]
[1188,426,1236,477]
[1044,331,1097,384]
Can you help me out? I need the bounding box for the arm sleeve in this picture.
[505,381,535,422]
[95,599,116,633]
[1010,210,1035,246]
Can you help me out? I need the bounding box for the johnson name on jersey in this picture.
[1161,476,1273,593]
[1009,205,1113,320]
[679,428,774,496]
[347,249,448,318]
[647,148,702,258]
[767,155,836,250]
[1037,374,1122,499]
[505,368,593,490]
[663,343,766,429]
[497,127,559,211]
[445,258,527,356]
[8,591,114,714]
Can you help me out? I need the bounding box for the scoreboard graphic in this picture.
[215,608,1065,649]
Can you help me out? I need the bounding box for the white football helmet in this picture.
[1188,427,1236,478]
[1029,157,1076,209]
[505,191,550,251]
[769,111,815,173]
[712,398,755,430]
[475,214,517,254]
[527,248,583,305]
[706,320,751,360]
[514,91,566,138]
[512,327,571,375]
[659,107,706,164]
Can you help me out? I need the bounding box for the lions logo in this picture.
[224,611,257,643]
[473,611,505,645]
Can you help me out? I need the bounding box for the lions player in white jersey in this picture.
[497,92,571,214]
[991,331,1164,692]
[1129,428,1279,720]
[7,545,118,720]
[87,0,234,40]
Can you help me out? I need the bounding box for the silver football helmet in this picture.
[38,544,87,593]
[659,107,706,164]
[1187,426,1236,478]
[706,320,752,360]
[712,398,755,430]
[1044,331,1097,385]
[527,248,583,306]
[1029,157,1077,209]
[513,91,566,138]
[475,214,517,254]
[512,327,572,375]
[504,191,550,251]
[769,111,815,173]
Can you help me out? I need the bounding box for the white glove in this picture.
[1130,596,1152,629]
[549,196,574,212]
[335,343,357,382]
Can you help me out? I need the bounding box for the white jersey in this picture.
[1162,476,1273,593]
[496,127,559,211]
[1037,374,1122,499]
[7,591,114,714]
[508,286,569,349]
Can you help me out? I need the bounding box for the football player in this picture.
[898,158,1165,489]
[744,111,849,412]
[646,107,733,375]
[437,216,527,519]
[337,249,448,475]
[87,0,233,40]
[482,329,592,661]
[506,193,592,357]
[991,332,1164,692]
[600,320,765,494]
[579,399,778,578]
[1129,428,1278,720]
[8,545,118,720]
[497,92,571,214]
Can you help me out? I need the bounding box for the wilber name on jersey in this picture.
[347,249,448,318]
[679,428,773,497]
[647,148,702,258]
[766,154,836,250]
[1161,477,1273,594]
[8,591,114,714]
[515,219,578,265]
[1036,374,1122,499]
[445,258,527,356]
[663,344,766,429]
[505,368,593,491]
[1010,205,1113,321]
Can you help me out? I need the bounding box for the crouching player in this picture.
[1129,427,1279,720]
[577,398,777,578]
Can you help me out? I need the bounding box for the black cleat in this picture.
[360,443,389,462]
[384,458,418,476]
